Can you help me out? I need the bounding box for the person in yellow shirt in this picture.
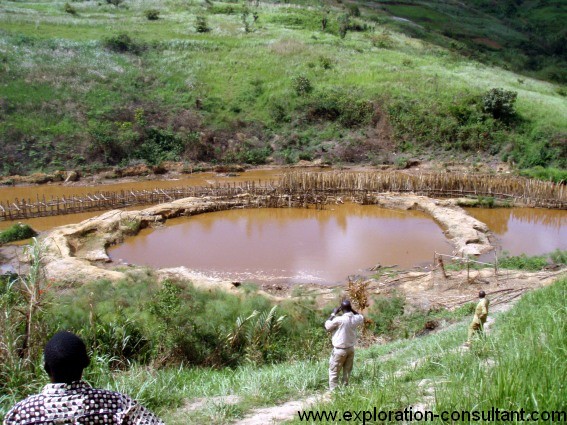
[466,290,489,345]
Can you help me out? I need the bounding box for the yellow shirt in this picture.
[474,298,489,321]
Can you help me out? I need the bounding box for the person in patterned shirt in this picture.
[3,331,164,425]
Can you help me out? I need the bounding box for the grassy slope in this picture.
[0,261,565,423]
[0,0,565,175]
[165,277,565,424]
[95,276,566,424]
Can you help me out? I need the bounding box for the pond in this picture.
[465,207,567,258]
[108,204,452,284]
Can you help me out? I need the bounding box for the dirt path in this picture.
[232,395,323,425]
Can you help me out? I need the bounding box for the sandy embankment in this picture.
[38,193,493,288]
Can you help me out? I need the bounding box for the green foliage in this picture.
[233,146,272,165]
[0,224,37,244]
[367,292,405,335]
[507,130,567,169]
[49,275,327,369]
[291,75,313,96]
[498,252,549,271]
[367,292,475,340]
[318,56,333,70]
[135,128,188,165]
[209,4,245,15]
[195,16,210,33]
[338,14,349,39]
[369,32,394,48]
[550,249,567,266]
[0,0,565,175]
[103,33,144,54]
[0,240,51,409]
[64,3,77,15]
[346,4,361,17]
[436,278,567,416]
[482,87,518,122]
[226,306,286,365]
[519,166,567,183]
[305,87,374,127]
[144,9,160,21]
[106,0,124,7]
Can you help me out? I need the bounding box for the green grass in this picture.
[2,238,565,423]
[0,0,565,174]
[0,223,37,244]
[446,250,567,272]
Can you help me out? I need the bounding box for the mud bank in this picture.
[39,193,493,285]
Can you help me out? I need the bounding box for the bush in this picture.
[482,88,517,122]
[498,253,548,271]
[550,249,567,265]
[347,4,361,17]
[0,224,37,244]
[144,9,160,20]
[134,128,188,165]
[195,15,210,33]
[306,87,374,127]
[64,3,77,15]
[367,293,405,335]
[519,167,567,183]
[106,0,124,6]
[103,33,144,54]
[292,75,313,96]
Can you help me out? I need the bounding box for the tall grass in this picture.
[436,278,567,416]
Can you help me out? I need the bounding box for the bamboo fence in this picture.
[0,171,565,221]
[280,171,567,208]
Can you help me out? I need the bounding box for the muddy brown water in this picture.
[1,170,565,282]
[0,169,290,231]
[465,207,567,257]
[108,204,452,284]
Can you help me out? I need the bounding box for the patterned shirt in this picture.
[3,381,164,425]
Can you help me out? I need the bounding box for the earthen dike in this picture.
[36,171,566,289]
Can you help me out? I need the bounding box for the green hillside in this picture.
[0,0,565,176]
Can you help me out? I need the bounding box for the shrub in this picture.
[519,167,567,183]
[236,146,272,165]
[338,14,349,39]
[318,56,333,69]
[134,128,187,165]
[195,15,210,33]
[292,75,313,96]
[498,253,548,271]
[103,33,144,54]
[0,224,37,244]
[482,88,517,121]
[144,9,160,20]
[106,0,124,6]
[367,292,405,335]
[347,4,361,17]
[369,33,393,48]
[64,3,77,15]
[306,87,374,127]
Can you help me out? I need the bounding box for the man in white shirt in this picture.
[324,299,364,391]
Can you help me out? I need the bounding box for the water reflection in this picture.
[109,204,451,284]
[466,207,567,256]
